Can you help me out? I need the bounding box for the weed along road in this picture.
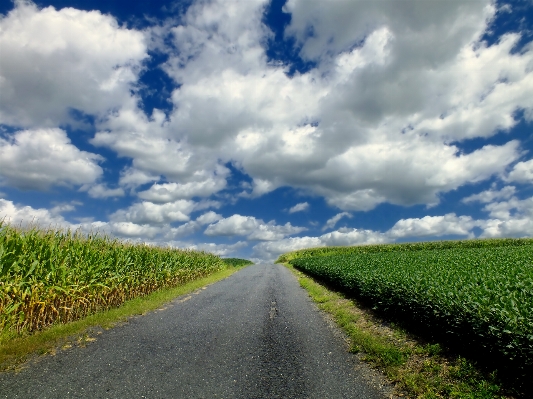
[0,264,388,399]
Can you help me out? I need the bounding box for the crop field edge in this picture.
[283,263,517,399]
[0,264,248,372]
[276,237,533,264]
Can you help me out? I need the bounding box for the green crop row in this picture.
[0,221,225,333]
[221,258,254,267]
[276,237,533,263]
[288,244,533,377]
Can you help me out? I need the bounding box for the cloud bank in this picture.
[1,0,533,260]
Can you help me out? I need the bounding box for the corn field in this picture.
[0,221,224,333]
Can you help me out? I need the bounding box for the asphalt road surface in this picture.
[0,264,390,399]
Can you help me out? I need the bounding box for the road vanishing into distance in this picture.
[0,264,391,399]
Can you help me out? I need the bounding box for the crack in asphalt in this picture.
[269,300,278,320]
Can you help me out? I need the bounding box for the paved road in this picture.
[0,264,389,398]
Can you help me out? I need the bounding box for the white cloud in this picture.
[462,185,516,204]
[204,214,306,241]
[505,159,533,184]
[83,184,125,199]
[91,129,193,182]
[110,200,197,225]
[119,168,161,191]
[3,0,533,263]
[284,0,492,63]
[288,202,309,213]
[311,140,521,210]
[109,222,161,239]
[151,0,531,211]
[0,198,71,227]
[481,216,533,238]
[91,112,230,200]
[479,195,533,237]
[50,202,79,215]
[0,198,164,239]
[165,211,222,239]
[0,128,103,190]
[196,211,222,225]
[1,0,532,213]
[387,213,479,239]
[137,168,228,202]
[164,240,248,257]
[253,237,322,261]
[0,0,147,127]
[321,228,389,247]
[483,195,533,220]
[323,212,352,231]
[253,228,388,261]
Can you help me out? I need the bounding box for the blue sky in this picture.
[1,0,533,262]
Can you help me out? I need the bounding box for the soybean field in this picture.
[280,239,533,387]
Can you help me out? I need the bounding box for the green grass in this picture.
[0,221,225,333]
[0,266,244,371]
[286,264,509,398]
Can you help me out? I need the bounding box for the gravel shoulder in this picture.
[0,264,392,399]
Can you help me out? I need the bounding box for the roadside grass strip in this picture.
[286,264,510,399]
[0,266,245,371]
[0,221,226,333]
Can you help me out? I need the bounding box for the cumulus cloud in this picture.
[109,222,161,239]
[505,159,533,184]
[149,0,531,211]
[119,168,160,191]
[482,195,533,220]
[3,0,524,211]
[462,185,516,204]
[0,198,71,227]
[254,190,533,260]
[204,214,306,241]
[196,211,222,225]
[164,211,222,239]
[91,113,230,200]
[3,0,533,263]
[387,213,479,239]
[323,212,352,231]
[0,129,103,190]
[284,0,492,63]
[110,200,198,225]
[138,170,228,202]
[164,240,248,257]
[82,184,125,199]
[0,198,164,239]
[91,127,193,183]
[254,212,485,261]
[481,216,533,238]
[480,195,533,237]
[2,0,532,207]
[253,228,389,261]
[288,202,309,213]
[0,0,147,127]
